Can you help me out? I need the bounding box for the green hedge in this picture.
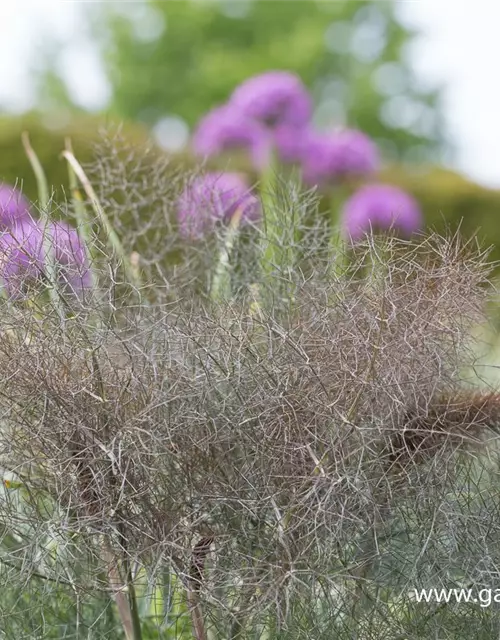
[380,165,500,261]
[1,114,499,262]
[0,113,151,202]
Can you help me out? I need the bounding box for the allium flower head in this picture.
[341,183,422,241]
[301,128,379,187]
[0,220,91,298]
[177,172,260,239]
[192,105,270,170]
[0,221,44,297]
[0,183,31,228]
[48,221,92,293]
[230,71,312,128]
[273,124,312,164]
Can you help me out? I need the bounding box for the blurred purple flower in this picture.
[192,105,270,170]
[230,71,312,128]
[0,221,44,297]
[274,124,313,164]
[0,183,31,228]
[0,220,91,298]
[301,129,379,187]
[341,183,422,241]
[48,221,92,294]
[177,172,260,239]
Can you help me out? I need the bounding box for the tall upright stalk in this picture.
[210,206,243,303]
[64,138,97,277]
[22,132,65,322]
[328,187,349,280]
[61,150,142,291]
[260,152,283,279]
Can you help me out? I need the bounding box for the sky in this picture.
[0,0,499,189]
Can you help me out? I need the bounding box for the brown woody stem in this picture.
[187,536,214,640]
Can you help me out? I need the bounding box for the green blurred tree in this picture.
[37,0,449,164]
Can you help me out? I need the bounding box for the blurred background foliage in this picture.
[1,0,499,265]
[2,114,499,268]
[37,0,447,164]
[0,114,152,199]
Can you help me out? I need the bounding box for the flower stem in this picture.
[187,536,213,640]
[210,206,243,302]
[102,542,142,640]
[259,154,301,312]
[64,139,97,268]
[125,558,144,640]
[260,151,281,277]
[22,132,65,321]
[61,149,141,291]
[328,188,348,280]
[21,131,49,210]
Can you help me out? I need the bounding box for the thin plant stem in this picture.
[187,536,213,640]
[101,541,139,640]
[64,138,97,282]
[260,151,281,278]
[210,206,244,302]
[21,132,49,210]
[187,591,208,640]
[22,132,65,322]
[61,149,141,290]
[329,187,348,280]
[259,157,301,311]
[124,555,144,640]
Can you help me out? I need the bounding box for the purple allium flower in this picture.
[192,105,270,170]
[230,71,312,128]
[273,124,313,164]
[0,220,91,298]
[341,184,422,241]
[0,183,31,228]
[301,129,379,187]
[48,221,92,293]
[0,221,44,297]
[177,172,260,239]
